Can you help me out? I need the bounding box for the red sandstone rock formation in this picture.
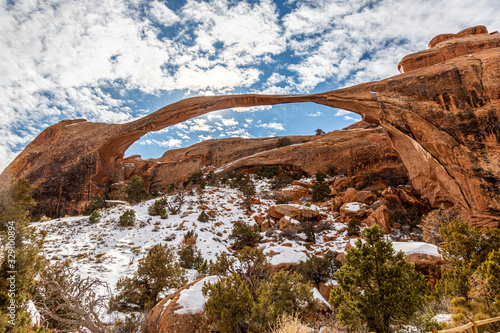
[1,26,499,226]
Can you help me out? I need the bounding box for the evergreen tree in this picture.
[250,271,315,332]
[123,175,146,203]
[329,225,428,332]
[437,220,500,298]
[203,273,253,333]
[0,180,48,332]
[229,221,260,250]
[110,244,186,311]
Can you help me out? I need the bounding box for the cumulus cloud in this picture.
[221,118,239,126]
[139,138,183,148]
[257,122,285,131]
[307,111,322,117]
[198,134,213,141]
[1,0,499,170]
[283,0,500,90]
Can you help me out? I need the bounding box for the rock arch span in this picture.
[1,26,499,226]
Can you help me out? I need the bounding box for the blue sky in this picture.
[1,0,499,170]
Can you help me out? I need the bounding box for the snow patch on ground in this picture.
[263,244,309,265]
[433,313,452,323]
[26,300,41,325]
[392,242,441,257]
[174,276,219,315]
[344,202,362,212]
[313,288,331,309]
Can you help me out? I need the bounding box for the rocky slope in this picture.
[1,25,499,226]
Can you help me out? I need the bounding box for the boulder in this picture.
[342,188,358,204]
[366,204,391,233]
[142,277,218,333]
[300,207,320,220]
[356,190,376,204]
[333,177,353,190]
[330,198,343,212]
[292,180,313,189]
[277,185,309,201]
[340,202,368,218]
[268,204,301,219]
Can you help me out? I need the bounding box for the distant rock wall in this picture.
[1,26,499,226]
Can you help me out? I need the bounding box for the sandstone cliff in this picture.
[1,26,499,226]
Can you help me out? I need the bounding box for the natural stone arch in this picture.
[1,26,499,226]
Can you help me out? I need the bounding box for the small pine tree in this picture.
[110,244,186,311]
[330,225,428,332]
[296,251,339,285]
[179,244,204,269]
[311,183,330,202]
[277,137,291,148]
[123,175,146,203]
[229,221,260,250]
[315,128,325,135]
[203,274,253,333]
[347,217,361,236]
[119,209,135,227]
[88,210,100,223]
[198,210,210,223]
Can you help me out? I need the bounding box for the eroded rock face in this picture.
[1,26,499,226]
[142,278,212,333]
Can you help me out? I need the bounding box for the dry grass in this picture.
[271,314,309,333]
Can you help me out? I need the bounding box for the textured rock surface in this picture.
[1,26,499,226]
[142,279,210,333]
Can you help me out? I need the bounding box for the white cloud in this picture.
[149,1,180,27]
[139,138,182,148]
[283,0,500,90]
[188,118,213,132]
[307,111,322,117]
[257,122,285,131]
[227,128,251,138]
[198,134,213,141]
[1,0,499,170]
[221,118,238,126]
[231,105,273,113]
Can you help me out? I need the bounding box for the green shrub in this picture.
[148,197,168,216]
[330,226,428,332]
[315,128,325,135]
[110,244,186,311]
[203,268,317,333]
[296,251,339,285]
[347,217,361,236]
[270,174,293,190]
[160,209,168,219]
[197,260,210,277]
[183,171,204,188]
[179,245,204,269]
[83,195,108,215]
[311,183,330,202]
[119,209,135,227]
[198,210,210,222]
[122,175,147,203]
[315,171,327,183]
[277,137,292,148]
[203,274,253,333]
[250,271,316,332]
[229,221,260,250]
[89,210,100,223]
[256,165,281,179]
[326,164,339,177]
